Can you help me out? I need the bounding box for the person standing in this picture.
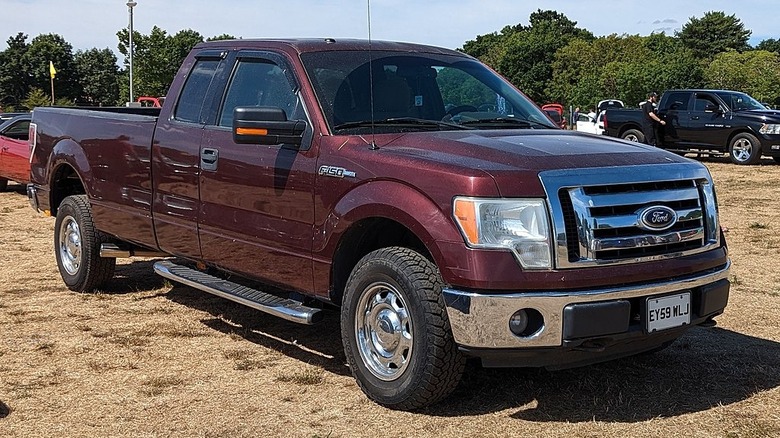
[641,92,665,145]
[572,107,580,130]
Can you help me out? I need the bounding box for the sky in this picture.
[0,0,776,56]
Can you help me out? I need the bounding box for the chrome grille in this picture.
[540,163,721,269]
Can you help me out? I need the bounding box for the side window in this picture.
[174,59,220,123]
[5,120,30,140]
[219,59,299,128]
[664,92,691,111]
[694,96,718,112]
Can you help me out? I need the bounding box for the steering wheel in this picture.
[444,105,478,117]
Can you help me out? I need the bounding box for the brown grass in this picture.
[1,158,779,437]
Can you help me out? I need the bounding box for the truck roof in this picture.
[192,38,467,57]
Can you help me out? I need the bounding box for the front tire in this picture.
[54,195,115,292]
[0,178,7,192]
[341,247,465,410]
[621,128,644,143]
[729,133,762,165]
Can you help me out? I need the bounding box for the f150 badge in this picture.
[318,165,356,178]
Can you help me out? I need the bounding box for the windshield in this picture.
[300,50,556,133]
[715,91,766,111]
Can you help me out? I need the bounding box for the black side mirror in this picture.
[232,106,306,146]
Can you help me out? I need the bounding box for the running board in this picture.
[153,260,322,325]
[100,243,168,258]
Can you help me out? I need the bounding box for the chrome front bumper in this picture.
[443,261,730,349]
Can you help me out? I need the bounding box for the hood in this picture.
[378,129,692,197]
[735,109,780,122]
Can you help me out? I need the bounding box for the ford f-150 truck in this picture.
[28,39,730,410]
[603,89,780,165]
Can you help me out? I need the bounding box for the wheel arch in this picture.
[321,180,465,305]
[47,138,91,216]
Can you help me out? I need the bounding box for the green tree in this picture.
[705,50,780,105]
[462,10,593,104]
[0,33,31,110]
[207,34,237,42]
[676,11,751,59]
[23,33,80,103]
[74,48,120,106]
[756,38,780,54]
[117,27,205,101]
[21,88,51,109]
[549,33,704,110]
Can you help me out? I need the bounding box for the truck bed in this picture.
[30,106,161,248]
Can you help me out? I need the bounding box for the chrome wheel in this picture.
[355,281,413,381]
[58,215,82,276]
[731,137,754,163]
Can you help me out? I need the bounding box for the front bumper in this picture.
[443,261,730,355]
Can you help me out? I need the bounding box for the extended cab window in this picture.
[174,59,220,123]
[219,59,299,127]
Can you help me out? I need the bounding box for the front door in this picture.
[678,92,729,149]
[198,52,317,293]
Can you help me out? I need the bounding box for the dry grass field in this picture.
[1,157,778,437]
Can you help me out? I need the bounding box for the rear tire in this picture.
[772,156,780,164]
[729,133,762,165]
[0,178,7,191]
[621,129,644,143]
[341,247,465,410]
[54,195,116,292]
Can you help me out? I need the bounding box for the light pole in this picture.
[127,1,137,105]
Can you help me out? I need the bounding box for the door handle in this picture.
[201,148,218,171]
[690,116,700,120]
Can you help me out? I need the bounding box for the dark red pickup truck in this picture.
[28,39,730,410]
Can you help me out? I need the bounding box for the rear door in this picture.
[657,91,692,147]
[151,51,228,258]
[198,50,317,293]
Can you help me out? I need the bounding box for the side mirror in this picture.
[232,106,306,146]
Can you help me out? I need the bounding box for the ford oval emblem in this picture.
[638,205,677,231]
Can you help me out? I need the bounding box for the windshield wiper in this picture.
[334,117,474,131]
[459,117,556,129]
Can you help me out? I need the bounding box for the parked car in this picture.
[29,39,730,410]
[542,103,566,129]
[604,89,780,165]
[575,112,601,134]
[575,100,622,135]
[137,96,164,107]
[0,114,31,191]
[0,112,28,123]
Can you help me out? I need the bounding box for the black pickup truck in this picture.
[603,89,780,165]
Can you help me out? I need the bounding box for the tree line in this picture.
[462,10,780,111]
[1,9,778,112]
[0,28,233,111]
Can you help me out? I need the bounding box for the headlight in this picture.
[453,197,552,269]
[759,124,780,135]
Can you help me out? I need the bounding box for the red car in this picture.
[0,114,31,191]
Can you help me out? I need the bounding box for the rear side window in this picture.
[174,59,220,123]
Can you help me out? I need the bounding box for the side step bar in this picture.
[100,243,168,258]
[153,260,322,325]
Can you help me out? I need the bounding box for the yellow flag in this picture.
[49,61,57,78]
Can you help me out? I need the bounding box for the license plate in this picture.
[646,292,691,332]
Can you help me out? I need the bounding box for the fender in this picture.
[314,179,468,273]
[47,138,93,206]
